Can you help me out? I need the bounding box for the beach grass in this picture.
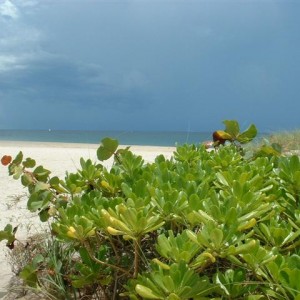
[266,129,300,151]
[247,129,300,153]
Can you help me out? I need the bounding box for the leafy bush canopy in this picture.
[1,120,300,299]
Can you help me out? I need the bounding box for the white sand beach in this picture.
[0,141,175,298]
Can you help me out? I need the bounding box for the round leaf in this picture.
[97,137,119,161]
[237,124,257,143]
[23,158,36,168]
[223,120,240,137]
[1,155,12,166]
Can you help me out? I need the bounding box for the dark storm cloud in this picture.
[0,0,300,131]
[0,54,151,114]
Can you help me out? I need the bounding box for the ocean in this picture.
[0,130,213,147]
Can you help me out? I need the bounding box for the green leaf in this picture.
[135,284,163,299]
[22,158,36,168]
[215,272,230,295]
[97,137,119,161]
[210,228,223,249]
[49,176,60,185]
[12,165,23,179]
[21,173,34,186]
[12,151,23,165]
[0,230,10,242]
[79,247,94,266]
[27,193,43,211]
[33,165,51,182]
[237,124,257,143]
[289,155,300,173]
[223,120,240,137]
[163,276,175,292]
[256,145,281,157]
[32,253,44,266]
[39,208,50,222]
[20,264,38,288]
[0,224,16,244]
[35,181,50,192]
[27,191,52,212]
[216,173,229,186]
[168,293,181,300]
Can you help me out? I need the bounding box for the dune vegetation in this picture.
[262,130,300,152]
[1,120,300,299]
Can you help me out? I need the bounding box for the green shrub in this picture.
[1,120,300,299]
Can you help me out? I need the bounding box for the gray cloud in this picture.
[0,0,299,131]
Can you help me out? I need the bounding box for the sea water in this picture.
[0,130,213,147]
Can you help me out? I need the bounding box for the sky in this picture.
[0,0,299,133]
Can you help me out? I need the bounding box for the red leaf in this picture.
[1,155,12,166]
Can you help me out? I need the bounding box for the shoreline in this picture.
[0,130,213,148]
[0,141,175,297]
[0,139,176,149]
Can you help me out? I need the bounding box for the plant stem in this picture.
[114,153,122,165]
[133,237,140,278]
[84,241,130,275]
[108,235,120,263]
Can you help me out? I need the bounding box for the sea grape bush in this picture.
[1,120,300,299]
[212,120,257,147]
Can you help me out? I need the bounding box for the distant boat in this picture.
[48,129,51,132]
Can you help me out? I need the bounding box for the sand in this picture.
[0,141,175,298]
